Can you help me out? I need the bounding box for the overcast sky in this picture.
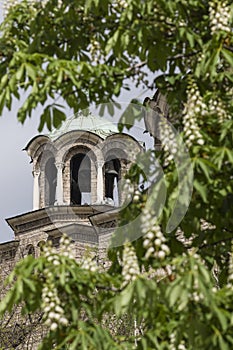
[0,4,154,243]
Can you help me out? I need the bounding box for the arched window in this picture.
[48,235,61,248]
[70,154,91,205]
[104,158,120,206]
[37,240,46,251]
[25,244,35,257]
[45,157,57,206]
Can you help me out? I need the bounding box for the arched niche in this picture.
[45,157,57,206]
[70,153,92,205]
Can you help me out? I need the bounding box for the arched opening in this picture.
[104,158,120,206]
[37,240,46,252]
[45,157,57,206]
[48,235,61,248]
[25,244,35,257]
[70,154,91,205]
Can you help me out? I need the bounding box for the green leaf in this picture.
[0,74,8,88]
[105,30,120,55]
[204,49,220,77]
[168,283,183,307]
[38,106,51,132]
[218,334,229,350]
[193,179,208,203]
[15,64,25,81]
[198,264,211,284]
[25,63,37,81]
[52,106,66,129]
[0,90,6,115]
[186,31,195,48]
[57,68,64,85]
[225,149,233,164]
[5,86,12,110]
[107,102,114,116]
[32,81,38,94]
[221,48,233,66]
[195,158,216,181]
[114,283,134,316]
[22,277,37,293]
[214,307,228,331]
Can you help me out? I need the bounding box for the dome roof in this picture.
[49,111,118,140]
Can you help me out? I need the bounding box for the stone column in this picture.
[55,162,64,205]
[113,176,119,207]
[96,161,104,204]
[33,171,40,210]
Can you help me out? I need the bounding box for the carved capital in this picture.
[55,162,64,170]
[96,161,104,168]
[32,170,40,178]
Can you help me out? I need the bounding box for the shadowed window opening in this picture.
[26,245,35,257]
[45,157,57,206]
[48,235,61,248]
[70,154,91,205]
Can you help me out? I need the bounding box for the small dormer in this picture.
[24,112,143,210]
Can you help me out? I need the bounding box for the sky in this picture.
[0,4,154,243]
[0,104,39,242]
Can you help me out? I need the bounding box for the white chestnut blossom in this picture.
[227,242,233,287]
[209,1,231,35]
[169,332,176,350]
[141,208,170,260]
[3,0,19,16]
[41,234,74,330]
[42,269,68,330]
[90,38,101,63]
[113,0,128,9]
[189,272,204,302]
[122,178,134,202]
[43,234,74,262]
[133,189,141,203]
[59,234,75,258]
[208,97,229,122]
[159,117,178,165]
[122,242,140,286]
[81,254,98,272]
[183,80,207,148]
[169,332,187,350]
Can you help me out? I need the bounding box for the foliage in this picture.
[0,0,233,349]
[1,236,233,349]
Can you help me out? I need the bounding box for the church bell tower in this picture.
[4,112,142,261]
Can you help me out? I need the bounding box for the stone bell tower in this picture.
[2,111,142,265]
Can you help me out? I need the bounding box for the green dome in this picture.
[49,111,118,140]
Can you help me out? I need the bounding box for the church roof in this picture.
[49,111,119,141]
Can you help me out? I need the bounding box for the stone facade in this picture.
[0,112,143,349]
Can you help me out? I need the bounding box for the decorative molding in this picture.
[97,220,117,229]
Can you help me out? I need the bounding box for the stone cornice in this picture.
[6,205,115,235]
